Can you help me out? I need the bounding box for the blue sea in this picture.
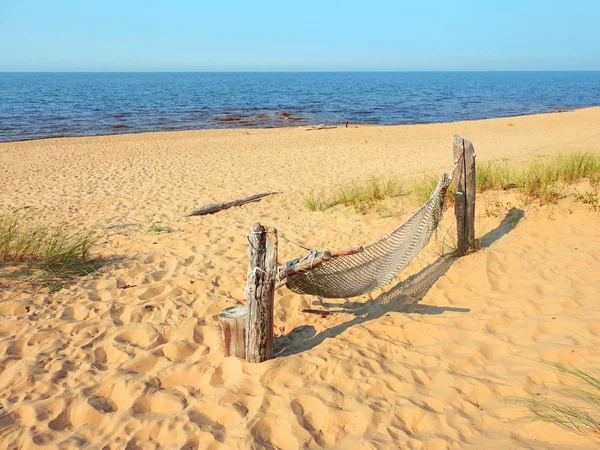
[1,72,599,142]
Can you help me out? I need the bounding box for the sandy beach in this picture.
[1,107,600,449]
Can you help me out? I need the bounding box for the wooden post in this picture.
[218,306,248,358]
[453,135,476,256]
[245,223,278,363]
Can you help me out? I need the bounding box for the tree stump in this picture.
[245,223,278,363]
[218,306,248,358]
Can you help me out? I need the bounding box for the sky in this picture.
[1,0,599,71]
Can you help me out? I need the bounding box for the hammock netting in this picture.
[285,173,452,298]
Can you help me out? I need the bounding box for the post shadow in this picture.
[480,208,524,248]
[274,207,525,358]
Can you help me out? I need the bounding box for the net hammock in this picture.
[282,173,452,298]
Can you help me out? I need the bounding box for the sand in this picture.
[1,107,600,449]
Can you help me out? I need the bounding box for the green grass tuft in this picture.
[147,222,174,234]
[412,174,457,206]
[527,362,600,442]
[306,152,600,214]
[0,215,101,291]
[414,151,600,206]
[306,176,408,213]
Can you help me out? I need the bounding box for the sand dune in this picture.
[1,107,600,449]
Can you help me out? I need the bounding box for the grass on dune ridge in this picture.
[416,151,600,205]
[306,176,409,213]
[0,215,100,291]
[306,152,600,212]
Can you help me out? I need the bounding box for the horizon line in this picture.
[2,69,600,74]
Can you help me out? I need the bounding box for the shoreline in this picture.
[1,105,597,145]
[3,104,600,226]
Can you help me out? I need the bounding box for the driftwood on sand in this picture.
[187,192,279,216]
[305,124,337,131]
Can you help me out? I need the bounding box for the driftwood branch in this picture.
[275,246,363,289]
[305,124,337,131]
[188,192,279,216]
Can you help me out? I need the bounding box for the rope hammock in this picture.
[280,172,453,298]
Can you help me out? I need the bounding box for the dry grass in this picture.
[0,215,101,291]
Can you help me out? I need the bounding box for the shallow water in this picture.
[1,71,599,142]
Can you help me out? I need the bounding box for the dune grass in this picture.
[0,215,101,291]
[306,176,408,213]
[146,222,174,234]
[414,152,600,205]
[527,362,600,442]
[412,174,458,207]
[306,152,600,215]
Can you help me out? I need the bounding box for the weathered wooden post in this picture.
[245,223,278,363]
[218,306,248,357]
[453,135,476,256]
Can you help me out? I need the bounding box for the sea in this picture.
[1,71,599,142]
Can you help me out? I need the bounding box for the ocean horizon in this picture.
[1,71,599,142]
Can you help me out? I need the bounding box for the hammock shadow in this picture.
[275,254,463,357]
[275,207,524,358]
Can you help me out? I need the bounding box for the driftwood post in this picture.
[245,223,278,363]
[453,135,476,256]
[218,306,248,357]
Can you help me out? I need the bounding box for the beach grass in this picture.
[307,152,600,215]
[527,362,600,442]
[147,222,174,234]
[413,152,600,206]
[0,215,101,291]
[412,174,458,207]
[306,176,408,213]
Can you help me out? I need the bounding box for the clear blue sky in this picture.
[1,0,599,71]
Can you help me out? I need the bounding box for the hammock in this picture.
[282,173,452,298]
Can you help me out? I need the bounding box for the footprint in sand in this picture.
[93,345,130,367]
[139,286,166,301]
[0,301,31,316]
[210,358,243,388]
[87,396,118,414]
[27,331,60,347]
[159,364,213,389]
[60,304,89,321]
[147,269,169,283]
[91,379,139,411]
[291,395,330,435]
[114,324,162,349]
[33,398,65,422]
[122,353,162,374]
[69,398,109,427]
[132,390,186,415]
[161,341,198,360]
[252,417,300,450]
[48,408,71,431]
[187,410,226,443]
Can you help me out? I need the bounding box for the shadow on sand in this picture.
[275,208,525,357]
